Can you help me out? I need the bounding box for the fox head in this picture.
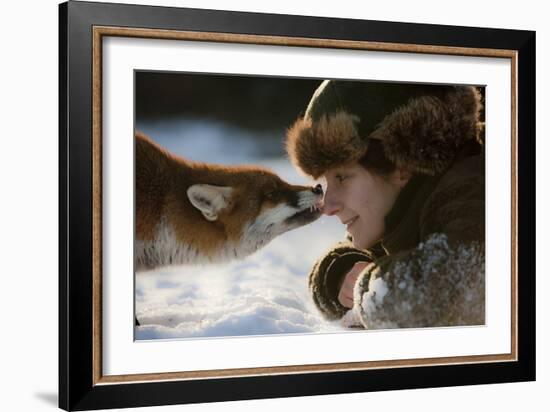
[186,167,323,258]
[135,131,324,268]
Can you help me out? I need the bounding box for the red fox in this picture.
[135,131,323,270]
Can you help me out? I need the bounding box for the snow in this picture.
[340,309,362,328]
[360,277,390,318]
[135,119,349,340]
[135,220,349,339]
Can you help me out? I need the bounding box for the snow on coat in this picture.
[353,233,484,329]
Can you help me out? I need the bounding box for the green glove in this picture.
[309,243,375,320]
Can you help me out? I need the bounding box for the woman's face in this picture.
[321,163,409,250]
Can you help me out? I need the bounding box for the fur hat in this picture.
[286,80,483,179]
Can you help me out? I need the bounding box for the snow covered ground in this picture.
[135,119,352,340]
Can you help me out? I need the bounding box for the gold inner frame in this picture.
[91,26,518,385]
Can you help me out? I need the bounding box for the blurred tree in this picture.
[136,72,321,132]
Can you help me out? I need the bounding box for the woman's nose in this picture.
[321,189,340,216]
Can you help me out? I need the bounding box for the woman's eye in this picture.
[336,175,348,183]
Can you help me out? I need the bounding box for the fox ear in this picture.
[187,184,234,221]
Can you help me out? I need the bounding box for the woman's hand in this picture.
[337,261,370,308]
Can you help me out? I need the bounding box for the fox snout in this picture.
[311,184,324,211]
[312,183,323,195]
[281,184,323,228]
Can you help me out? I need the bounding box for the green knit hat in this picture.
[286,80,483,179]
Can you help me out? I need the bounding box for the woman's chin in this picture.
[349,232,379,250]
[347,223,367,249]
[350,235,366,250]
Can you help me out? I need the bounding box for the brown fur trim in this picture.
[286,111,368,179]
[371,86,483,175]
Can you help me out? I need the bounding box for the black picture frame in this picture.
[59,1,536,410]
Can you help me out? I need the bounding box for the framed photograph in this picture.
[59,1,535,410]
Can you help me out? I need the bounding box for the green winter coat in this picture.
[284,80,486,330]
[309,142,485,329]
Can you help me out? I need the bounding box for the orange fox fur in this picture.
[135,131,323,270]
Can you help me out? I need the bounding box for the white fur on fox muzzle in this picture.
[246,190,321,236]
[287,191,323,225]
